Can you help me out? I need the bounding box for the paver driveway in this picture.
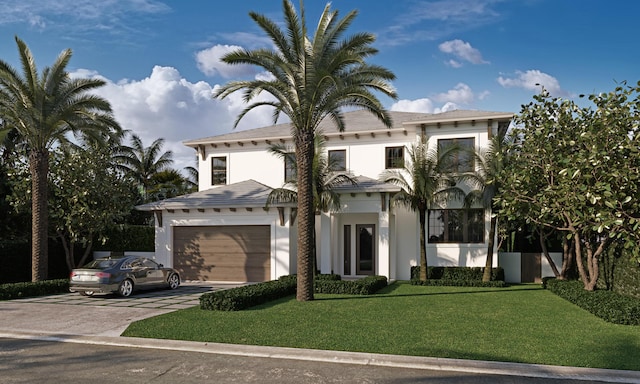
[0,282,243,337]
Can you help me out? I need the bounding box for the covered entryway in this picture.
[173,225,270,282]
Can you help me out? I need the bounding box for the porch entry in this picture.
[343,224,376,276]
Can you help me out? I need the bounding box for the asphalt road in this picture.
[0,337,613,384]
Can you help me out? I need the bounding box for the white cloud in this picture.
[195,44,256,78]
[391,83,487,113]
[74,65,275,173]
[439,39,489,66]
[432,83,475,104]
[497,70,565,96]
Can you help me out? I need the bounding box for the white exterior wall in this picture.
[153,208,292,280]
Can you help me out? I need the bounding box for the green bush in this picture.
[93,225,154,252]
[200,278,296,311]
[0,279,70,300]
[410,279,507,288]
[315,275,387,295]
[410,266,505,286]
[546,279,640,325]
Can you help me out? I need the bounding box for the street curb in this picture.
[1,330,639,383]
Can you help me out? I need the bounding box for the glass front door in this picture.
[356,224,375,275]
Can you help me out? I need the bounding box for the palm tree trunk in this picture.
[482,214,497,282]
[29,149,49,282]
[419,208,428,281]
[296,131,315,301]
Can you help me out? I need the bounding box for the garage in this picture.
[173,225,271,282]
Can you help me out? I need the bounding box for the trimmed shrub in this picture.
[410,266,505,287]
[93,225,154,252]
[546,279,640,325]
[200,278,296,311]
[0,279,70,300]
[315,275,388,295]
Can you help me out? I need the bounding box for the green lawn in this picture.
[123,282,640,371]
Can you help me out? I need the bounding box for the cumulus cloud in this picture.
[497,70,565,96]
[74,66,275,172]
[195,44,255,78]
[439,39,488,66]
[391,83,487,114]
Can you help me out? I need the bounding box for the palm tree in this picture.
[462,133,513,282]
[380,138,464,282]
[0,36,121,281]
[115,133,173,202]
[214,0,397,301]
[266,135,357,273]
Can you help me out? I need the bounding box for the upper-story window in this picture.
[284,153,296,182]
[385,146,404,169]
[328,149,346,171]
[438,138,474,173]
[211,156,227,185]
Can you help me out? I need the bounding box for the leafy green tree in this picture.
[215,0,396,301]
[380,138,464,281]
[148,169,196,201]
[266,135,357,273]
[115,133,173,202]
[0,37,121,281]
[498,84,640,290]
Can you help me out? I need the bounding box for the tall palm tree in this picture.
[214,0,397,301]
[114,133,173,202]
[380,138,464,282]
[0,36,121,281]
[462,133,513,282]
[266,135,357,273]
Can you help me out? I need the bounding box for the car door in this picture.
[126,257,150,287]
[141,258,165,288]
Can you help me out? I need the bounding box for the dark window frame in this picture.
[385,146,404,169]
[211,156,227,185]
[328,149,347,172]
[438,137,475,173]
[284,153,296,182]
[428,209,484,244]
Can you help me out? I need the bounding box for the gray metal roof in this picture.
[136,179,282,211]
[183,109,514,147]
[137,177,400,211]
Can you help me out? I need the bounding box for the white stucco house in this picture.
[137,109,514,283]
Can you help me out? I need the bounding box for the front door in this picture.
[356,224,375,275]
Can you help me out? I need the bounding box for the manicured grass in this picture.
[123,282,640,370]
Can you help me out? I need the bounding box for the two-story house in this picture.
[138,109,514,283]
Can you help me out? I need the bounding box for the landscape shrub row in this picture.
[545,279,640,325]
[0,279,69,300]
[315,275,388,294]
[200,278,297,311]
[200,274,388,311]
[410,266,506,287]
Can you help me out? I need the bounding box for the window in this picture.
[428,209,484,243]
[284,153,296,182]
[328,150,346,171]
[385,146,404,169]
[438,138,474,173]
[211,156,227,185]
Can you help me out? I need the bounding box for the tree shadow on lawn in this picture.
[314,284,542,302]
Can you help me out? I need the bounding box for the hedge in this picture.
[0,279,70,300]
[200,274,388,311]
[410,266,506,287]
[200,277,296,311]
[545,279,640,325]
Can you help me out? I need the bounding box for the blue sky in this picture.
[1,0,638,170]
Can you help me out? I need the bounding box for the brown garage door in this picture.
[173,225,270,282]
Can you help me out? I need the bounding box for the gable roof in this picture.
[184,109,514,148]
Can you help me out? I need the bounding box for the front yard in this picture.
[123,282,640,371]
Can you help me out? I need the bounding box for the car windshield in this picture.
[82,259,119,269]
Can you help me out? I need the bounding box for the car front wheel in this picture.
[118,279,134,297]
[168,273,180,289]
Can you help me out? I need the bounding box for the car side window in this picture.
[141,258,159,269]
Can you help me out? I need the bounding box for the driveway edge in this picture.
[1,330,638,383]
